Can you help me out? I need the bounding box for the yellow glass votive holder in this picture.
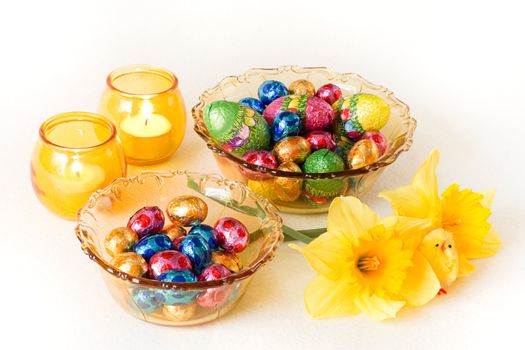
[98,65,186,165]
[31,112,127,220]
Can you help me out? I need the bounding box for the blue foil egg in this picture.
[131,287,162,313]
[272,111,302,143]
[188,224,219,250]
[344,120,364,141]
[179,235,212,273]
[258,80,288,105]
[133,233,172,261]
[157,270,199,305]
[239,97,265,115]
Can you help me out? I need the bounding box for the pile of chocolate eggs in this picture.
[104,195,249,320]
[203,79,390,205]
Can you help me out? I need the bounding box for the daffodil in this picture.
[291,197,441,321]
[379,149,501,278]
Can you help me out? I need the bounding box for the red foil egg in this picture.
[198,263,232,281]
[127,206,165,238]
[240,150,278,180]
[149,250,193,278]
[361,130,388,156]
[214,217,249,253]
[316,83,342,105]
[305,130,336,151]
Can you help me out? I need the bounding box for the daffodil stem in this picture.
[283,225,326,243]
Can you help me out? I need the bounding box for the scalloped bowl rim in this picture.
[192,65,416,179]
[75,170,284,291]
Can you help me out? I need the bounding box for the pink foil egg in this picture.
[262,95,334,132]
[316,83,342,105]
[240,150,277,180]
[149,250,193,278]
[214,217,249,253]
[305,130,336,151]
[127,206,165,238]
[196,263,234,308]
[198,263,232,281]
[361,130,388,156]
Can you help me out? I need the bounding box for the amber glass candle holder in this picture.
[31,112,127,220]
[98,65,186,165]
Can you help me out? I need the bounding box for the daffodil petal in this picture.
[354,294,405,321]
[380,215,433,250]
[466,230,502,259]
[458,255,476,276]
[379,186,432,218]
[304,274,360,319]
[289,233,349,279]
[327,196,379,243]
[400,251,441,306]
[480,189,496,208]
[412,149,440,201]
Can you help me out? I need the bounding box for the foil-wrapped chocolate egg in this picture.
[163,303,197,321]
[288,79,316,96]
[303,149,346,206]
[111,252,149,277]
[133,233,173,261]
[240,150,277,180]
[166,195,208,227]
[274,136,311,164]
[316,83,342,105]
[333,94,390,132]
[188,224,219,250]
[258,80,288,105]
[344,120,364,141]
[248,179,277,201]
[131,287,162,313]
[104,227,139,257]
[214,217,249,253]
[334,136,355,159]
[172,236,185,251]
[239,97,265,114]
[361,130,388,156]
[196,263,234,308]
[211,251,243,273]
[263,95,334,131]
[348,139,380,169]
[179,235,212,273]
[149,250,193,278]
[204,101,270,156]
[272,111,302,143]
[305,130,336,151]
[274,162,303,202]
[127,206,165,238]
[198,263,232,281]
[157,270,199,305]
[162,224,187,241]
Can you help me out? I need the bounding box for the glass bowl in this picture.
[75,170,283,326]
[192,65,416,213]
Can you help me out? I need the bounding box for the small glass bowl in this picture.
[192,66,416,213]
[75,170,283,326]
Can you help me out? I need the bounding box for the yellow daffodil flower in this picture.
[291,197,441,321]
[379,149,501,279]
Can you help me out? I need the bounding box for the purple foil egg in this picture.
[127,206,165,238]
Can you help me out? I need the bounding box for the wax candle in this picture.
[31,112,126,220]
[99,65,186,165]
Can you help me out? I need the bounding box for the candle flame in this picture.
[72,161,83,177]
[141,101,154,127]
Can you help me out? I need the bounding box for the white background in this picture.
[1,1,524,349]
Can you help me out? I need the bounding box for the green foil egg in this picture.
[302,149,346,206]
[204,100,270,157]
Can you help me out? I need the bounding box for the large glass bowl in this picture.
[75,170,283,326]
[192,65,416,213]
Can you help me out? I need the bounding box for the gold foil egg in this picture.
[163,303,197,321]
[166,195,208,226]
[111,252,149,277]
[162,224,187,241]
[348,139,380,169]
[104,227,139,257]
[273,136,311,164]
[288,79,316,96]
[211,251,243,273]
[275,162,304,202]
[248,179,277,201]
